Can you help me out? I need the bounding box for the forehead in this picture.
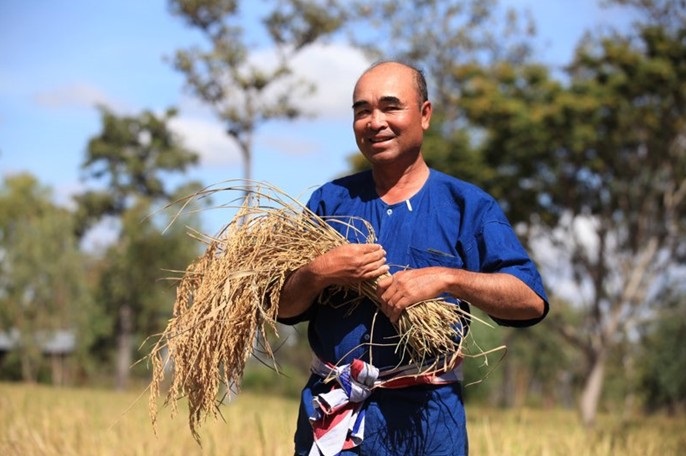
[352,64,416,104]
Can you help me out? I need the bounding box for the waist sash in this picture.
[307,356,463,456]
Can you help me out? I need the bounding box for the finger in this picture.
[369,257,390,275]
[356,245,386,266]
[380,289,391,304]
[376,274,392,295]
[363,266,389,282]
[376,276,393,305]
[355,242,384,253]
[377,273,392,286]
[388,308,402,325]
[382,299,402,324]
[379,301,395,322]
[367,244,386,259]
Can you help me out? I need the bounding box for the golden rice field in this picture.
[1,382,685,456]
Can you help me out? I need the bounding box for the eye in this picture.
[354,108,370,119]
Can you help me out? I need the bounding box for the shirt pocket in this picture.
[408,246,464,269]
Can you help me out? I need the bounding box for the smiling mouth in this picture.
[369,137,392,143]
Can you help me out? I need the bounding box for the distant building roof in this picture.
[0,328,19,350]
[40,330,76,354]
[0,328,75,354]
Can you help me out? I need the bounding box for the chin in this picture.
[363,146,397,160]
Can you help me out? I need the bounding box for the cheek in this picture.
[352,120,365,134]
[352,124,366,143]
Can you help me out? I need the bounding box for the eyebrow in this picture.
[352,95,403,110]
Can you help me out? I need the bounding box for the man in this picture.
[278,60,548,455]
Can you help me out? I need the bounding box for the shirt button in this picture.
[386,209,393,215]
[363,334,370,341]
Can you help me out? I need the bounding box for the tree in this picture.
[74,107,199,235]
[546,6,684,425]
[450,2,686,425]
[0,174,96,383]
[75,106,202,390]
[167,0,345,196]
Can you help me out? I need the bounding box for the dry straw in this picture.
[147,180,483,441]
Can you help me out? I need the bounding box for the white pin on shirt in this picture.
[405,200,413,211]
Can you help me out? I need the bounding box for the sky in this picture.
[0,0,637,243]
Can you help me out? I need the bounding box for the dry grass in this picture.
[2,382,685,456]
[467,406,686,455]
[146,180,483,440]
[0,382,298,456]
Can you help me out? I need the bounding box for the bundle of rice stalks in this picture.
[147,180,479,441]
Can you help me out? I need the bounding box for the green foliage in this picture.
[422,121,490,187]
[346,0,535,64]
[75,107,203,387]
[451,61,569,225]
[168,0,239,30]
[462,311,508,404]
[241,360,308,398]
[464,304,578,408]
[639,295,686,413]
[264,0,345,50]
[0,174,99,382]
[74,106,198,237]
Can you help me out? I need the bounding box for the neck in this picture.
[373,158,430,204]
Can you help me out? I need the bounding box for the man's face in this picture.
[352,63,431,166]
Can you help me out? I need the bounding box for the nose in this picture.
[367,109,386,130]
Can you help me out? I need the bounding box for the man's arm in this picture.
[376,267,545,324]
[278,243,389,319]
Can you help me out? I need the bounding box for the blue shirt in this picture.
[282,168,549,455]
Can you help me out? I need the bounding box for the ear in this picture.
[421,100,432,130]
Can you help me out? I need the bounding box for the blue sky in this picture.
[0,0,636,240]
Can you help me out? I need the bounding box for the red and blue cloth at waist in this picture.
[307,356,463,456]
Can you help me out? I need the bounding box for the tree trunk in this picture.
[20,352,36,383]
[51,354,64,386]
[115,304,133,391]
[579,349,608,427]
[499,349,514,407]
[498,330,515,407]
[19,333,39,383]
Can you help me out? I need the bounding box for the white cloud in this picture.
[169,43,368,165]
[258,124,321,157]
[289,43,370,119]
[256,43,369,157]
[33,83,120,110]
[246,43,370,120]
[31,83,240,167]
[169,115,242,167]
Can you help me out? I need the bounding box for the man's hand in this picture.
[377,266,546,324]
[277,243,388,319]
[311,243,389,288]
[376,267,445,323]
